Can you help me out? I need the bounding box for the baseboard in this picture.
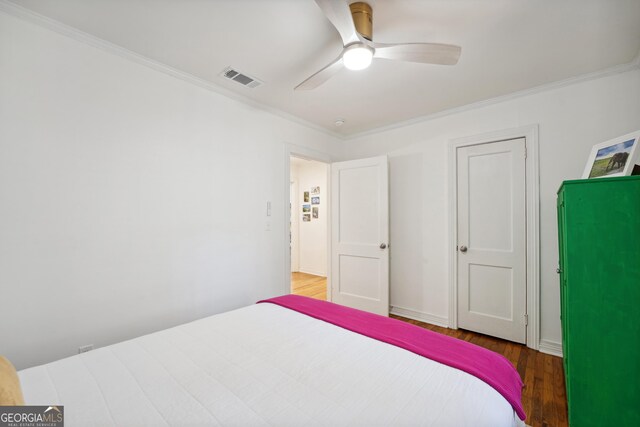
[390,305,449,328]
[539,339,563,357]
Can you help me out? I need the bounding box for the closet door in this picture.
[456,138,527,343]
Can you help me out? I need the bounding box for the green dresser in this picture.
[557,176,640,426]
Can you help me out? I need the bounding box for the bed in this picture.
[17,295,526,426]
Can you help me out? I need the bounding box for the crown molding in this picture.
[2,0,638,143]
[345,49,640,141]
[0,0,344,141]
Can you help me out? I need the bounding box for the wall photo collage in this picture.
[302,186,320,222]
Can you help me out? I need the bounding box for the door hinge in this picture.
[524,314,529,326]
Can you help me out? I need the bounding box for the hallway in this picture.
[291,272,326,300]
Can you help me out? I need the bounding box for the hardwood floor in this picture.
[291,272,327,300]
[391,315,568,427]
[290,273,567,426]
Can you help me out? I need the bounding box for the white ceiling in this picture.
[9,0,640,136]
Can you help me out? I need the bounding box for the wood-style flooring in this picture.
[290,272,567,427]
[392,316,568,427]
[291,272,327,300]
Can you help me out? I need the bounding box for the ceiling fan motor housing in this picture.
[349,2,373,40]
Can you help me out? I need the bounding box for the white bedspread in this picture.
[19,303,525,426]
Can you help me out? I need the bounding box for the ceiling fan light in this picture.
[343,45,374,71]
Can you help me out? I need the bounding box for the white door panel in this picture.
[338,255,380,299]
[457,138,526,343]
[468,150,513,251]
[331,156,389,316]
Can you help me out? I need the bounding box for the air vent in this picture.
[220,67,263,88]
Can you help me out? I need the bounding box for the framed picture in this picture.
[302,204,310,213]
[312,207,319,219]
[303,192,310,202]
[311,197,320,205]
[582,131,640,179]
[311,186,320,195]
[302,214,311,222]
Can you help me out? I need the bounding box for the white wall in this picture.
[2,3,638,370]
[0,11,338,369]
[294,160,328,277]
[335,67,640,348]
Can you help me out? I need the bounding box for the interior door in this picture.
[331,156,389,316]
[457,138,527,343]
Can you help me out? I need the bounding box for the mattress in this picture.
[19,303,526,426]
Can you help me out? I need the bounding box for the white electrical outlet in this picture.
[78,344,93,354]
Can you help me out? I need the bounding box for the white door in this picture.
[331,156,389,316]
[457,138,527,343]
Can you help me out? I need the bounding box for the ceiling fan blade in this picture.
[373,42,462,65]
[314,0,359,45]
[295,55,344,91]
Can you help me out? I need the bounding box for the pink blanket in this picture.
[258,294,525,421]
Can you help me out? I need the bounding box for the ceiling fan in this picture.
[295,0,462,91]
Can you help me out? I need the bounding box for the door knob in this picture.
[380,243,387,249]
[459,245,468,253]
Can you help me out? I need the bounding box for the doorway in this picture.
[284,146,390,316]
[289,156,329,300]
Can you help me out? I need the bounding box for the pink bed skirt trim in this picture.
[258,294,525,421]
